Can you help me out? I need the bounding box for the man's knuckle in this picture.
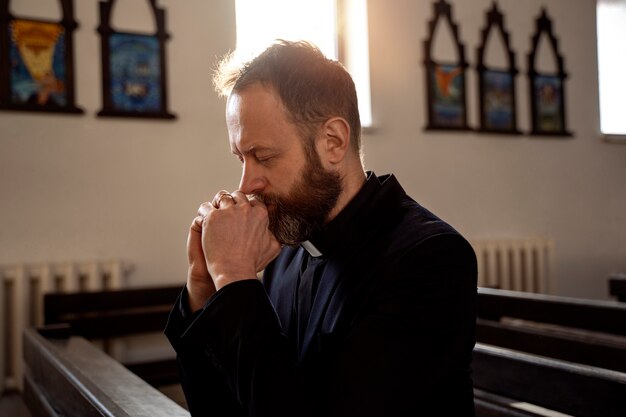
[254,207,267,219]
[204,212,217,224]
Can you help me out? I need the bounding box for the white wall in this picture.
[1,0,624,299]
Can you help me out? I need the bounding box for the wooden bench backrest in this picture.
[23,328,189,417]
[44,285,182,338]
[477,287,626,336]
[43,285,183,387]
[473,343,626,417]
[476,318,626,373]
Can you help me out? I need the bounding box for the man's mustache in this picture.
[250,193,281,206]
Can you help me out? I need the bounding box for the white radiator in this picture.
[0,260,131,393]
[469,237,554,294]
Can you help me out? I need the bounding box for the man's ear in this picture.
[318,117,351,165]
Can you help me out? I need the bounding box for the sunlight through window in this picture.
[235,0,372,127]
[235,0,337,60]
[597,0,626,136]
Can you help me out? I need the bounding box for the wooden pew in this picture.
[39,284,626,416]
[23,327,189,417]
[473,343,626,417]
[474,287,626,416]
[609,273,626,302]
[43,285,183,387]
[23,329,625,417]
[476,287,626,373]
[477,287,626,335]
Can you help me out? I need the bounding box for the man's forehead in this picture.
[226,85,305,152]
[225,93,242,121]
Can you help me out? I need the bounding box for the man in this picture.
[165,40,477,417]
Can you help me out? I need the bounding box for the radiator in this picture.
[0,260,131,393]
[469,237,554,294]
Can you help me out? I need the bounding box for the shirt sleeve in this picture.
[170,280,306,417]
[164,285,246,417]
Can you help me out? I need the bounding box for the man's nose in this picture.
[238,162,266,195]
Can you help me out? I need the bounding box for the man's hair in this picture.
[213,40,361,154]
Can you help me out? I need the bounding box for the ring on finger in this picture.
[215,192,234,208]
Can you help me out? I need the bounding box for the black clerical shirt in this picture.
[168,170,478,416]
[293,172,380,356]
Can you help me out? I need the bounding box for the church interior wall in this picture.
[1,0,624,300]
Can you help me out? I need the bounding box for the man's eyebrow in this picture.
[231,145,277,158]
[241,145,274,155]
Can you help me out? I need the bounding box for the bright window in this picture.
[235,0,372,127]
[597,0,626,136]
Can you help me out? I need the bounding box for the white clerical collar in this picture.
[301,240,323,257]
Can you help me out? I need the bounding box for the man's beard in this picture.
[255,151,342,246]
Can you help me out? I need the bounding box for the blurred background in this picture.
[1,0,624,301]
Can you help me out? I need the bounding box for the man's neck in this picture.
[326,168,367,222]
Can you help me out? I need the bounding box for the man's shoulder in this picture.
[399,197,460,239]
[375,191,477,282]
[375,174,463,246]
[369,198,462,262]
